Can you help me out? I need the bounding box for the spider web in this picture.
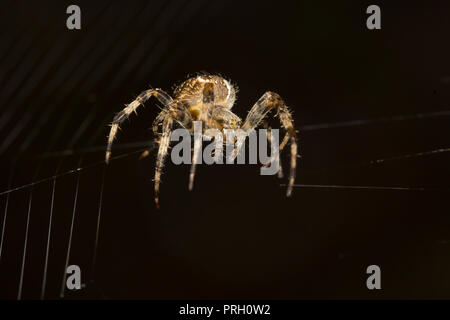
[0,110,449,299]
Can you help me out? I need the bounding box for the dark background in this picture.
[0,0,449,299]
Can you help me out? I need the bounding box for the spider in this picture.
[105,74,298,208]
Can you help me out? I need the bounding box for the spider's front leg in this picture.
[105,88,173,163]
[239,92,298,197]
[154,113,174,209]
[267,127,284,178]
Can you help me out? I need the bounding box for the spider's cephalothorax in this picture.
[106,74,298,208]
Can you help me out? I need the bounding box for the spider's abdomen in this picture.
[175,75,236,112]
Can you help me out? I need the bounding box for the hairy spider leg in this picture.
[237,91,298,197]
[267,127,284,178]
[105,89,173,163]
[154,115,174,208]
[188,82,215,191]
[263,131,290,172]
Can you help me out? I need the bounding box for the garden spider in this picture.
[105,74,298,208]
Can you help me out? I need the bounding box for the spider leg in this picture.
[240,92,298,197]
[188,146,201,191]
[259,120,283,178]
[267,127,284,178]
[263,132,290,172]
[105,89,173,163]
[134,109,171,161]
[188,121,203,191]
[188,84,226,191]
[154,114,174,209]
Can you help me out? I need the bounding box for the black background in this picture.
[0,0,449,299]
